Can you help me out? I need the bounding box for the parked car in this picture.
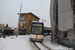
[20,26,26,35]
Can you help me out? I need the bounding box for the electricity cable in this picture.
[38,0,44,11]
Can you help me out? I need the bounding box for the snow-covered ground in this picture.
[0,35,73,50]
[0,35,33,50]
[43,35,73,50]
[35,42,48,50]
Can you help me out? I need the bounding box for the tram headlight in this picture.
[31,35,33,37]
[40,36,42,38]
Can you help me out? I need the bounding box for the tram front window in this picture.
[31,26,42,35]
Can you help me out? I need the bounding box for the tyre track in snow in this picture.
[32,42,51,50]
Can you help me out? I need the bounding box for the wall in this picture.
[18,14,29,33]
[50,0,75,47]
[0,24,5,33]
[58,37,75,47]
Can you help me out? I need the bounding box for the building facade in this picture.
[0,24,5,33]
[50,0,75,47]
[18,13,40,34]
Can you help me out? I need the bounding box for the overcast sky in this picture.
[0,0,51,28]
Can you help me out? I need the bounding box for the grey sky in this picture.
[0,0,51,28]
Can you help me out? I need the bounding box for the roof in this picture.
[18,12,40,19]
[44,27,51,30]
[32,21,43,24]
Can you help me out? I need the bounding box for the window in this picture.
[20,23,22,26]
[20,15,24,20]
[64,31,67,38]
[31,24,42,34]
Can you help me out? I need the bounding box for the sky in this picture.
[0,0,51,28]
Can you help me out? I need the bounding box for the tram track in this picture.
[30,42,39,50]
[40,42,51,50]
[32,42,51,50]
[33,42,40,50]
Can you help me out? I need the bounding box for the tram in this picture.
[30,21,44,42]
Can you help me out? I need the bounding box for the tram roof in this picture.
[32,21,43,24]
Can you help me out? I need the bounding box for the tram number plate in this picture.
[35,35,38,38]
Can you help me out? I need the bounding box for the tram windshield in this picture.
[31,24,43,34]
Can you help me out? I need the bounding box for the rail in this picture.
[32,42,51,50]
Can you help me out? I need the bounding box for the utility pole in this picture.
[19,3,22,13]
[17,3,22,37]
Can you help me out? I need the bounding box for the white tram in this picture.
[30,21,44,42]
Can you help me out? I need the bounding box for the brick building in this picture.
[0,24,5,33]
[18,13,40,34]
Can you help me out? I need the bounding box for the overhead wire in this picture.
[37,0,44,17]
[38,0,44,11]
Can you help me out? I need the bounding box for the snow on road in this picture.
[0,35,73,50]
[30,42,39,50]
[0,35,33,50]
[35,42,49,50]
